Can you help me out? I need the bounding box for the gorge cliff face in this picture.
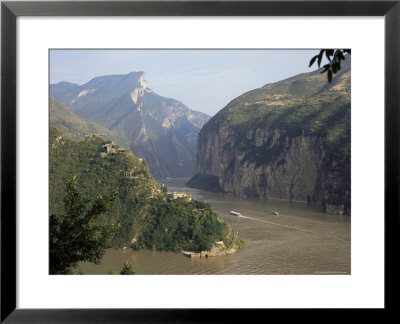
[189,57,351,215]
[50,72,209,178]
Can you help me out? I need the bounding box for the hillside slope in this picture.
[50,97,130,148]
[49,127,243,254]
[188,56,351,215]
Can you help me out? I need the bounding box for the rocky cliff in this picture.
[50,72,210,178]
[188,57,351,215]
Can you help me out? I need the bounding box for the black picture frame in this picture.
[1,0,399,322]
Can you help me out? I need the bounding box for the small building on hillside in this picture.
[167,191,192,202]
[101,142,126,155]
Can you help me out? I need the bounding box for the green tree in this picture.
[49,176,117,274]
[310,49,351,82]
[120,260,135,274]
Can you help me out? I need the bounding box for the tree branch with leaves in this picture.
[310,49,351,82]
[50,176,118,274]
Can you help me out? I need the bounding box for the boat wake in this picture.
[238,214,349,243]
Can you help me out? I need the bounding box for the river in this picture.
[76,177,350,275]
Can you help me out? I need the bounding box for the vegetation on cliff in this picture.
[50,97,130,148]
[50,127,243,272]
[202,57,350,154]
[131,198,242,252]
[190,56,351,214]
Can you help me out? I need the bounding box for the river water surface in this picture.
[77,178,350,275]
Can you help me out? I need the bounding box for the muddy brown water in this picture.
[76,178,350,275]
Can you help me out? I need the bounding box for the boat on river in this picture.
[230,211,241,216]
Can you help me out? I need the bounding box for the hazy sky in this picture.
[50,49,321,116]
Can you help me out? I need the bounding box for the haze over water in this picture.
[78,178,350,275]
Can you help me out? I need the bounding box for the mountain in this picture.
[49,97,130,148]
[50,72,210,178]
[49,127,243,254]
[188,56,351,215]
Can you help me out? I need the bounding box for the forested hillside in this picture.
[49,127,243,259]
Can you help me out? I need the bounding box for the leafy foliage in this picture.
[50,128,240,270]
[309,49,351,82]
[133,198,228,252]
[120,261,135,275]
[49,176,117,274]
[49,128,161,247]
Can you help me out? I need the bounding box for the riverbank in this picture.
[76,178,350,275]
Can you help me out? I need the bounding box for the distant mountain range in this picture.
[188,56,351,215]
[50,72,210,178]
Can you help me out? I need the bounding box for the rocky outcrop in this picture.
[194,126,350,214]
[182,241,241,258]
[189,56,351,215]
[181,226,244,257]
[50,72,210,178]
[196,127,323,202]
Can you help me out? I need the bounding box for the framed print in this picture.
[1,0,399,322]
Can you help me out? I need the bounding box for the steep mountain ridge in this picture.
[50,72,210,178]
[188,57,351,215]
